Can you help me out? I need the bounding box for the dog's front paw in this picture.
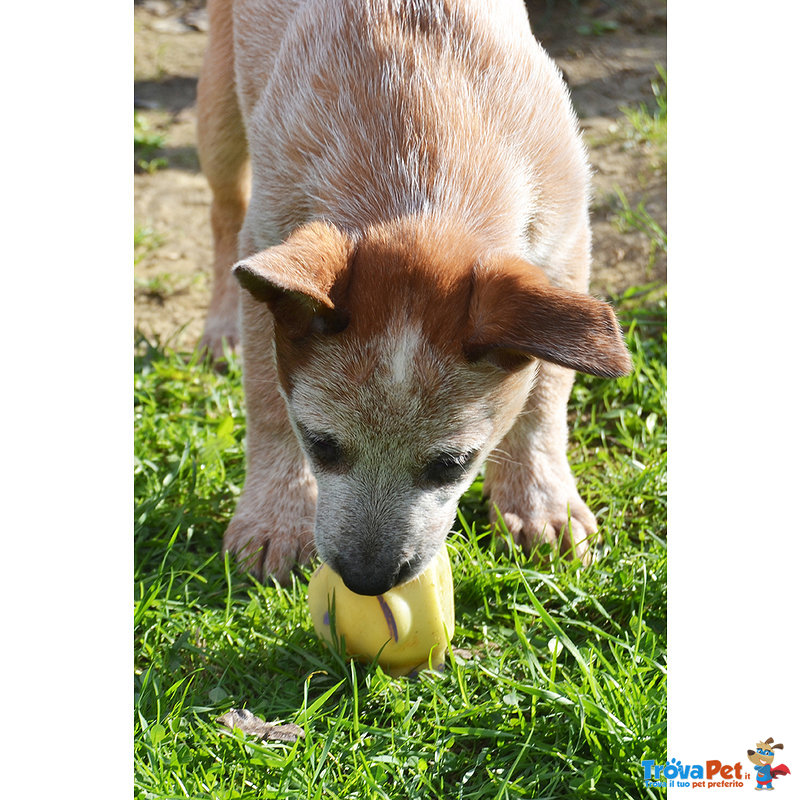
[485,466,599,565]
[223,507,315,585]
[198,315,240,363]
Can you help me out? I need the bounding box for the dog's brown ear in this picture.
[465,254,632,377]
[233,221,354,338]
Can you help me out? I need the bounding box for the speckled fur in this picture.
[197,0,630,587]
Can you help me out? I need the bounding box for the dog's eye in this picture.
[421,450,478,487]
[300,427,346,470]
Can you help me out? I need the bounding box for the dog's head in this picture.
[747,739,784,766]
[234,218,631,594]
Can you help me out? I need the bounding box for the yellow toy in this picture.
[307,546,455,677]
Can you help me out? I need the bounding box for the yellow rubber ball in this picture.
[307,546,455,677]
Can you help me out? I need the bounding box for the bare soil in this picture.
[134,0,666,351]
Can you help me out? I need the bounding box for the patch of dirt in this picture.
[134,0,666,351]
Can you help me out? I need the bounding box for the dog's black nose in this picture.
[333,559,399,596]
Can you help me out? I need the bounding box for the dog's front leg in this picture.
[222,293,317,583]
[484,360,597,564]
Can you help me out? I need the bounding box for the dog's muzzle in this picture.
[332,554,420,596]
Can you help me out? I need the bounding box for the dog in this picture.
[196,0,632,595]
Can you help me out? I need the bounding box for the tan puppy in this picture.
[196,0,631,594]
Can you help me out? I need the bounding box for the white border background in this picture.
[3,1,799,797]
[2,2,131,797]
[668,0,800,795]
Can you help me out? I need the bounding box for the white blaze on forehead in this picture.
[385,323,423,386]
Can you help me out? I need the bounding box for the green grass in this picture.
[609,66,667,275]
[135,111,168,173]
[134,291,666,799]
[620,66,666,170]
[611,187,667,273]
[135,224,164,266]
[576,19,618,37]
[134,269,203,304]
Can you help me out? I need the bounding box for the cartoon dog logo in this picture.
[747,738,791,790]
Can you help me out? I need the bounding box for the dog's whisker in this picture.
[489,446,514,459]
[298,539,318,564]
[484,447,526,469]
[485,454,525,469]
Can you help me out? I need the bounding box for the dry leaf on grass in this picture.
[216,708,305,743]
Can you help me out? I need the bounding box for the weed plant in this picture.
[620,65,667,170]
[612,188,667,273]
[135,111,168,173]
[611,65,667,273]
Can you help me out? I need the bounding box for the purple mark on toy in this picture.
[377,595,398,641]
